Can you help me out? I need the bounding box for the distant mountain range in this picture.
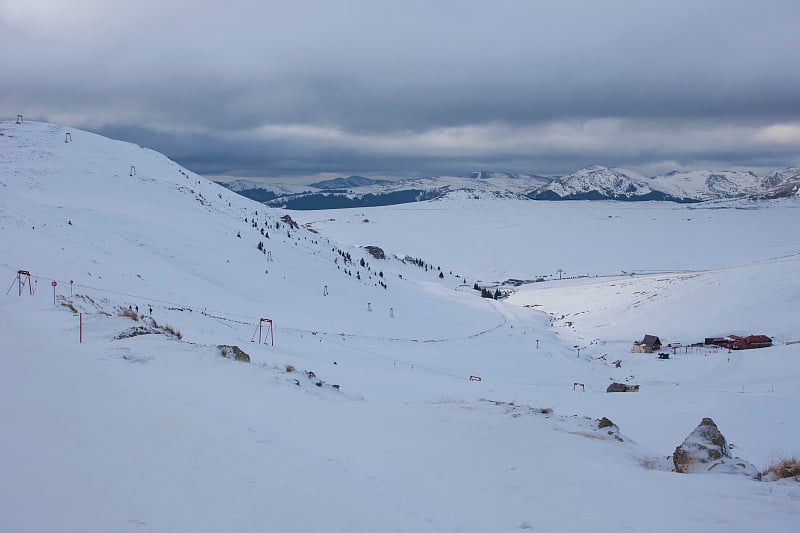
[217,166,800,210]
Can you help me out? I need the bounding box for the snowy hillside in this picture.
[309,175,391,189]
[761,167,800,198]
[2,121,799,532]
[649,169,763,201]
[221,172,551,209]
[761,167,800,189]
[529,165,669,201]
[216,178,307,194]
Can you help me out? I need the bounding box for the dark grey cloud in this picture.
[2,0,799,177]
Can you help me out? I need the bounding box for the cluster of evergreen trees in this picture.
[473,283,502,300]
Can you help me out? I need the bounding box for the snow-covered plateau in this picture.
[1,121,798,532]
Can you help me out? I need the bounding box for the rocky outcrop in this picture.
[218,345,251,363]
[672,418,757,476]
[364,245,386,259]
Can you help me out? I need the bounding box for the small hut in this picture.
[607,382,640,393]
[633,334,662,353]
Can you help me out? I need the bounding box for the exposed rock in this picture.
[364,245,386,259]
[598,417,615,429]
[673,418,757,476]
[218,344,251,363]
[280,214,299,229]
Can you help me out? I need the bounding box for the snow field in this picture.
[1,121,799,532]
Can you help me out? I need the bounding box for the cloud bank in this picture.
[2,0,798,177]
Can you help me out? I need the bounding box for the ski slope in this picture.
[1,121,798,532]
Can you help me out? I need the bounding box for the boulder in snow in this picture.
[672,418,757,476]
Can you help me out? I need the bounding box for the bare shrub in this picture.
[285,364,295,373]
[76,294,96,305]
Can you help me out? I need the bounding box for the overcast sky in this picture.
[2,0,799,179]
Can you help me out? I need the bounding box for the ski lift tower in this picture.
[250,317,274,346]
[16,270,33,295]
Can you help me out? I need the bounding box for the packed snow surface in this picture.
[1,121,799,532]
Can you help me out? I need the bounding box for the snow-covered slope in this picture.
[530,165,670,201]
[761,167,800,189]
[215,177,309,195]
[222,172,552,209]
[761,167,800,198]
[310,175,391,189]
[0,121,498,340]
[1,121,798,532]
[649,169,763,201]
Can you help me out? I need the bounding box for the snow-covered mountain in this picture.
[530,165,669,201]
[309,175,391,189]
[229,172,551,209]
[760,167,800,198]
[1,120,798,532]
[649,169,763,201]
[220,165,800,209]
[761,167,800,189]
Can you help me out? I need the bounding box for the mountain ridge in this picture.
[220,165,800,209]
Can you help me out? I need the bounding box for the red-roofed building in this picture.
[730,335,772,350]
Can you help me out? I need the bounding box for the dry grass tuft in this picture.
[62,301,78,314]
[119,307,139,321]
[161,324,183,339]
[759,456,800,481]
[285,364,296,373]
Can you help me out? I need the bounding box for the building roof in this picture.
[641,334,661,347]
